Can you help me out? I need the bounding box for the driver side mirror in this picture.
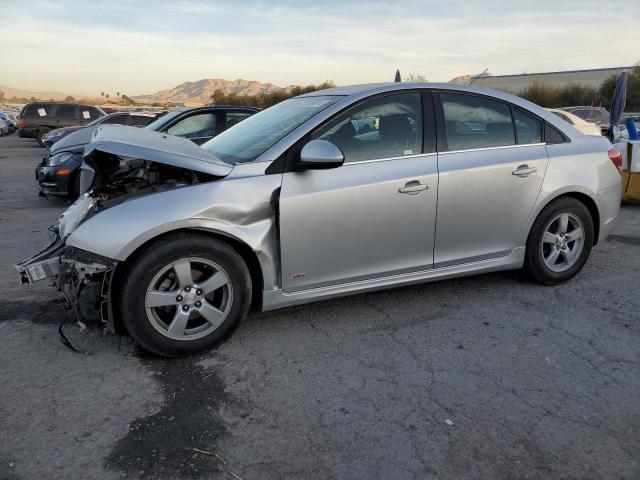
[297,140,344,171]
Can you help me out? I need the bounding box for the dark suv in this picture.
[19,102,105,146]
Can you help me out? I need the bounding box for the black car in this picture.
[19,102,105,145]
[42,111,158,148]
[36,105,259,198]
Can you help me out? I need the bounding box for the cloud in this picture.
[0,0,637,95]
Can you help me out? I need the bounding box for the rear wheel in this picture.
[525,197,594,285]
[36,130,48,146]
[119,233,252,357]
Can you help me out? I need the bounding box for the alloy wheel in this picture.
[540,212,585,273]
[144,257,233,341]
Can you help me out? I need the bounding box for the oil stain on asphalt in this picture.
[105,354,239,479]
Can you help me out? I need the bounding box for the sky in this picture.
[0,0,638,96]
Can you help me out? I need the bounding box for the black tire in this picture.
[525,197,594,285]
[119,232,252,357]
[36,130,48,147]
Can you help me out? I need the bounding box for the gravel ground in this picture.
[1,133,639,480]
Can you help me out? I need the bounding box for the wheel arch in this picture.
[110,228,265,334]
[527,190,601,246]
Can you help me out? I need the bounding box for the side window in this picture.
[513,108,542,144]
[101,114,128,125]
[440,93,514,150]
[225,112,252,129]
[312,93,423,163]
[56,104,77,120]
[81,107,100,120]
[130,115,153,127]
[545,123,567,144]
[167,113,217,139]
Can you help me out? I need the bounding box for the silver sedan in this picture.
[16,83,622,356]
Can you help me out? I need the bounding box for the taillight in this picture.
[18,118,24,129]
[608,148,622,171]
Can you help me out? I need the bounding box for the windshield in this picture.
[201,96,341,164]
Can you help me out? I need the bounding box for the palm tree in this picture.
[106,94,110,103]
[100,91,104,99]
[116,91,120,104]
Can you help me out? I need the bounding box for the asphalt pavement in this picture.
[1,133,640,480]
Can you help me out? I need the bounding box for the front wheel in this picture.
[525,197,594,285]
[119,233,252,357]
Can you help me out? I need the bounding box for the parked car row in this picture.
[0,111,18,135]
[15,82,621,357]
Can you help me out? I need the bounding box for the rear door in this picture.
[279,92,438,292]
[433,92,548,267]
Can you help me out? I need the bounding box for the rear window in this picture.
[130,115,154,127]
[101,113,129,125]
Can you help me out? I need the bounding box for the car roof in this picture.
[171,105,261,113]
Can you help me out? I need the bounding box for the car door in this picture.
[433,92,548,267]
[279,92,438,292]
[165,111,220,145]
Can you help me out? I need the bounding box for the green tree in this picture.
[64,95,76,102]
[209,81,335,108]
[556,83,599,107]
[598,66,640,111]
[517,82,560,107]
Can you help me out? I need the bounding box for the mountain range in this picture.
[1,78,288,105]
[131,78,287,106]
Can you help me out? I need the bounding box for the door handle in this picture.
[512,165,537,177]
[398,181,429,195]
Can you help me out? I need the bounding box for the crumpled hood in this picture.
[84,125,233,176]
[51,125,97,153]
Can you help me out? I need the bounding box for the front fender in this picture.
[66,174,282,290]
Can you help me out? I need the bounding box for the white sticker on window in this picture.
[404,149,413,155]
[38,108,47,117]
[82,110,90,119]
[28,265,46,281]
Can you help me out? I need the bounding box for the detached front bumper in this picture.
[15,240,120,327]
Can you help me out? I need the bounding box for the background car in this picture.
[18,102,105,146]
[0,118,9,136]
[0,112,17,133]
[36,105,259,198]
[548,109,602,136]
[42,111,158,147]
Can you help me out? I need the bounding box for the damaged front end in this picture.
[16,125,234,330]
[15,205,119,327]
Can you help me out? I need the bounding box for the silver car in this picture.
[16,83,622,356]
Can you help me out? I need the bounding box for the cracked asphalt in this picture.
[1,134,640,480]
